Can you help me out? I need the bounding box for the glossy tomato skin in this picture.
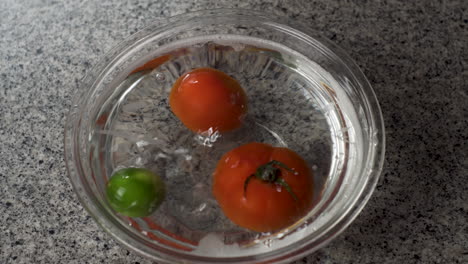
[169,68,247,133]
[213,142,314,232]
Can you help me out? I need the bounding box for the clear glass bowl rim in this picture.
[64,8,385,264]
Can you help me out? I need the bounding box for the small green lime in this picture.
[106,168,165,217]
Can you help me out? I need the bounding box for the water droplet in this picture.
[230,160,240,168]
[275,184,282,192]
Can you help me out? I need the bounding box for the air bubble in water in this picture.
[262,239,273,248]
[194,203,207,213]
[276,231,286,239]
[152,71,166,81]
[154,152,168,160]
[135,157,144,165]
[195,128,221,147]
[136,140,149,148]
[174,148,189,154]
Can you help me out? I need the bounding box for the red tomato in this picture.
[169,68,247,133]
[213,142,314,232]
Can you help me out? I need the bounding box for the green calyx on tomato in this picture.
[106,168,166,217]
[244,160,298,201]
[213,142,314,232]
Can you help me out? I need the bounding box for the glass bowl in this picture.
[64,9,385,264]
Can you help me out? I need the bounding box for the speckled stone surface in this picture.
[1,0,467,263]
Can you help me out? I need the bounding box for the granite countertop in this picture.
[1,0,467,263]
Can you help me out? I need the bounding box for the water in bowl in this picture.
[90,36,351,255]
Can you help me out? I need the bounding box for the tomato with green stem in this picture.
[169,67,247,133]
[213,142,314,232]
[106,168,166,217]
